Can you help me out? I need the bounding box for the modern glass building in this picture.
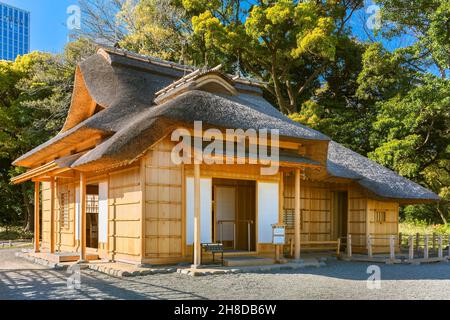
[0,2,30,61]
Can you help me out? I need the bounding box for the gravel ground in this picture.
[1,249,449,300]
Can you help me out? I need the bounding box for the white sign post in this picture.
[272,224,286,263]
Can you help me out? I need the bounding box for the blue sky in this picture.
[2,0,79,54]
[2,0,413,55]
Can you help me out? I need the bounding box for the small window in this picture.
[374,210,386,223]
[60,192,70,229]
[283,209,295,229]
[283,209,304,230]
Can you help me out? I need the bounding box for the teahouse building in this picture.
[12,46,440,266]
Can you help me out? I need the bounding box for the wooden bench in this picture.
[289,239,341,257]
[201,243,224,266]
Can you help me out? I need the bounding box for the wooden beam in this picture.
[34,182,40,253]
[193,163,201,268]
[294,168,301,260]
[32,177,51,182]
[79,172,87,262]
[50,177,55,253]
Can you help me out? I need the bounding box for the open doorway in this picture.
[332,191,348,240]
[86,184,99,249]
[213,179,256,251]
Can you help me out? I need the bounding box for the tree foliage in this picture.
[110,0,364,114]
[374,0,449,78]
[1,0,448,229]
[0,39,96,230]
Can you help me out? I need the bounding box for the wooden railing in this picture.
[288,239,341,256]
[343,233,450,262]
[217,219,254,251]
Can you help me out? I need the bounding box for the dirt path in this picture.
[0,249,46,270]
[1,249,450,300]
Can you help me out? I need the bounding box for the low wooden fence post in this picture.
[398,232,403,249]
[347,234,352,258]
[389,235,395,260]
[408,235,414,260]
[438,236,443,259]
[367,235,373,258]
[424,235,429,259]
[416,233,420,254]
[432,233,437,252]
[448,234,450,258]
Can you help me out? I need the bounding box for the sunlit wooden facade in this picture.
[12,46,439,265]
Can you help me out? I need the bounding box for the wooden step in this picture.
[223,256,275,267]
[58,253,99,263]
[36,252,100,263]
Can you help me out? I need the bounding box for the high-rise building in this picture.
[0,2,30,61]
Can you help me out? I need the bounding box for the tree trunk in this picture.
[21,183,34,232]
[436,203,447,225]
[271,58,292,114]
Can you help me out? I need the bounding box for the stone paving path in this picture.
[1,249,450,300]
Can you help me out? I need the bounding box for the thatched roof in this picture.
[13,45,439,202]
[327,142,439,202]
[14,47,329,167]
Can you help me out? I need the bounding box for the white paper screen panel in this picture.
[75,187,80,240]
[98,181,108,243]
[257,182,279,243]
[186,177,212,244]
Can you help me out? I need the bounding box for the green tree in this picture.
[0,39,96,232]
[375,0,449,78]
[357,0,450,223]
[368,75,450,224]
[113,0,363,114]
[189,0,364,114]
[290,37,372,155]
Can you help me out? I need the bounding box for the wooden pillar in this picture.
[192,163,201,268]
[389,235,395,260]
[448,234,450,258]
[347,234,352,258]
[34,181,40,253]
[50,177,55,253]
[415,232,420,251]
[424,234,429,259]
[79,173,87,262]
[294,168,301,261]
[140,157,146,262]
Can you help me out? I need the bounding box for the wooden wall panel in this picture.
[108,166,142,261]
[367,199,399,253]
[144,139,183,259]
[283,177,332,244]
[41,182,51,251]
[55,179,76,252]
[348,185,367,252]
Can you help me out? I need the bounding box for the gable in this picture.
[154,69,238,105]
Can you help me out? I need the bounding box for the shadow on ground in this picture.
[255,259,450,281]
[0,268,206,300]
